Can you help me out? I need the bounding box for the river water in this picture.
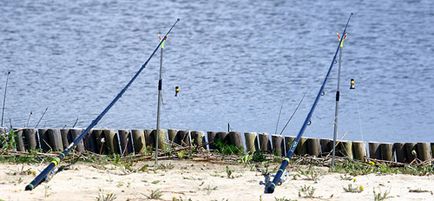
[1,0,433,142]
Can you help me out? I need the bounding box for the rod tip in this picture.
[350,12,354,15]
[7,71,10,75]
[176,18,180,21]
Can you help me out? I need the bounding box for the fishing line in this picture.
[25,19,180,191]
[1,71,11,127]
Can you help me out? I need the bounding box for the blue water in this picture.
[0,0,433,142]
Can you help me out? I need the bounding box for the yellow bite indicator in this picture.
[350,79,355,89]
[175,86,180,96]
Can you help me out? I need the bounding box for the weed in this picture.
[172,197,192,201]
[297,165,322,182]
[147,189,163,200]
[252,151,267,162]
[225,166,234,179]
[340,174,353,181]
[214,139,242,155]
[373,187,391,201]
[343,183,364,193]
[96,191,116,201]
[298,185,316,198]
[151,180,160,184]
[203,185,218,195]
[158,163,175,171]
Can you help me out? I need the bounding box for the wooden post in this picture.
[131,129,146,154]
[23,128,37,151]
[338,140,353,159]
[191,131,204,148]
[144,129,153,149]
[258,133,271,153]
[295,137,307,156]
[91,129,104,154]
[320,138,332,155]
[60,128,70,149]
[352,141,366,161]
[227,131,242,147]
[416,142,432,161]
[118,129,133,155]
[46,128,63,152]
[151,129,168,151]
[368,142,381,159]
[102,129,117,154]
[82,129,97,153]
[431,143,434,159]
[404,143,417,162]
[175,130,189,146]
[168,129,178,143]
[393,143,405,163]
[380,143,393,161]
[14,128,25,152]
[244,132,256,153]
[306,138,321,157]
[271,135,284,156]
[207,131,217,149]
[37,128,50,152]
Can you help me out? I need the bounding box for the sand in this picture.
[0,160,433,201]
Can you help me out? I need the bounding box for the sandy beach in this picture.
[1,159,433,201]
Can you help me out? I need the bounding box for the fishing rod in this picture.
[278,92,307,135]
[331,32,347,167]
[26,111,32,127]
[34,107,48,128]
[1,71,11,127]
[274,101,284,134]
[277,93,307,155]
[25,18,180,191]
[264,13,353,194]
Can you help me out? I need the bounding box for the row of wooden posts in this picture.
[1,127,433,163]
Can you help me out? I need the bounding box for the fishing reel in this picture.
[259,171,288,188]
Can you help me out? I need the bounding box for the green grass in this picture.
[214,139,242,155]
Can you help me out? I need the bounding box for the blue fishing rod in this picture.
[25,18,180,191]
[264,13,353,194]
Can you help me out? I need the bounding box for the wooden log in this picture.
[258,133,271,153]
[190,131,204,148]
[46,128,63,152]
[404,143,417,162]
[295,137,307,156]
[368,142,381,159]
[102,129,117,154]
[131,129,146,154]
[271,135,284,156]
[118,129,133,155]
[60,128,70,149]
[416,142,432,161]
[14,128,25,152]
[244,132,256,153]
[393,143,405,163]
[144,129,152,149]
[352,141,366,161]
[380,143,393,161]
[91,129,104,154]
[69,128,85,153]
[227,131,242,147]
[431,143,434,159]
[82,129,97,153]
[168,129,178,142]
[215,132,228,144]
[306,138,321,157]
[151,129,168,151]
[337,140,353,159]
[207,131,216,149]
[23,128,37,150]
[38,128,50,152]
[175,130,190,146]
[320,138,333,155]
